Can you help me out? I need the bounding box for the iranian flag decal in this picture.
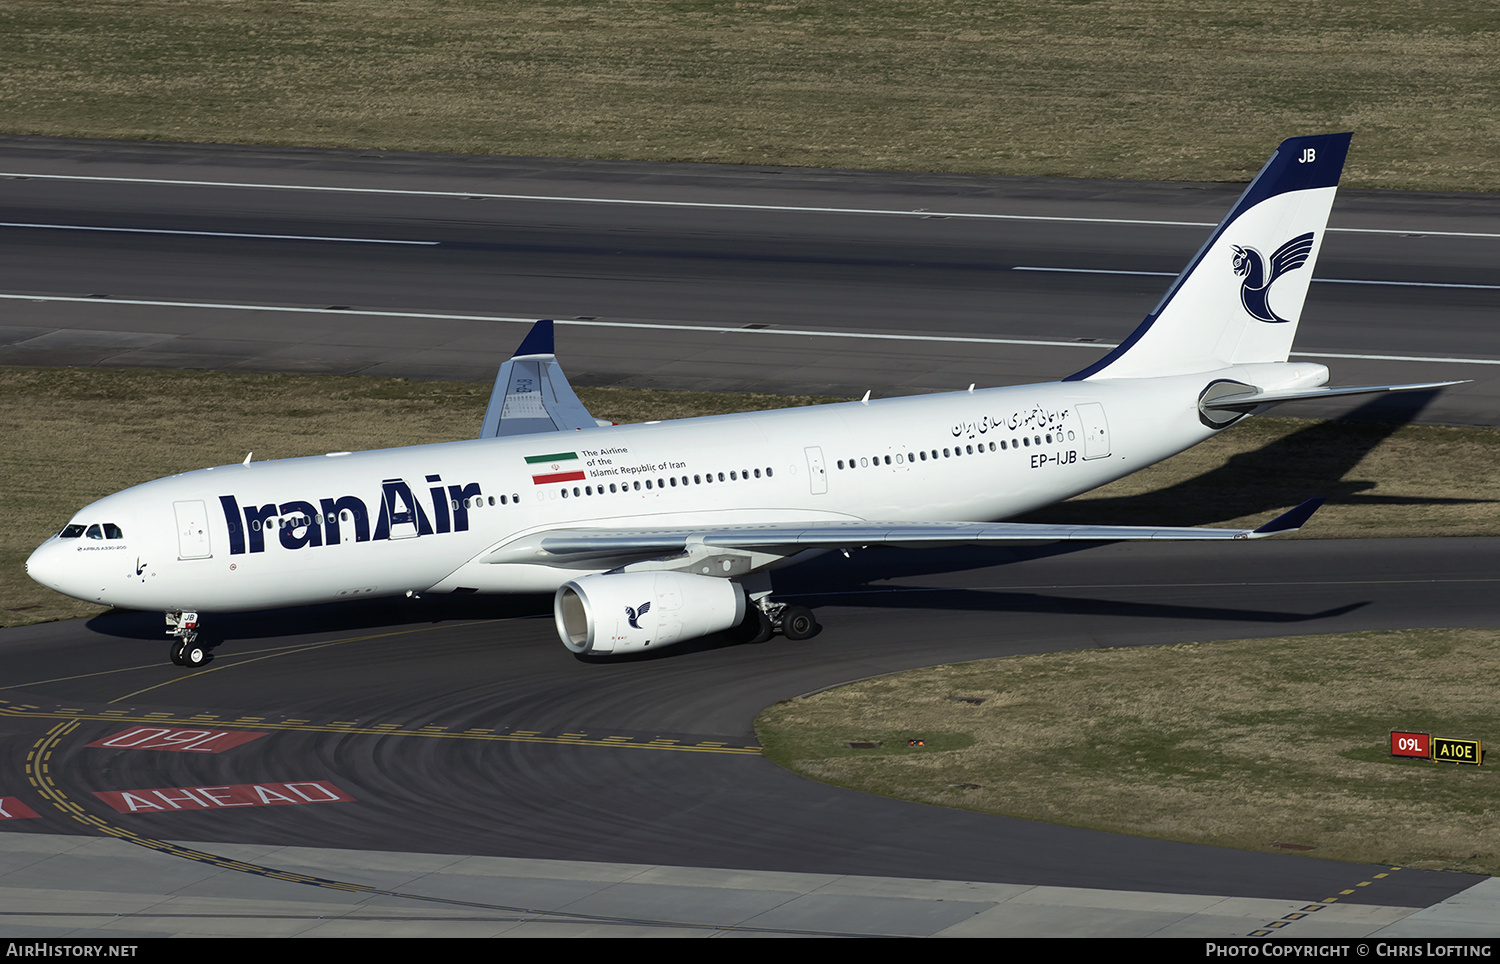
[527,451,585,485]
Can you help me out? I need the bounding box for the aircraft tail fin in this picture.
[479,320,601,438]
[1067,133,1352,381]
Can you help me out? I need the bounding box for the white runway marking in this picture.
[6,171,1500,239]
[3,292,1498,366]
[1014,266,1500,291]
[0,221,437,245]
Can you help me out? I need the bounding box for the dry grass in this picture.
[0,1,1496,190]
[758,628,1500,875]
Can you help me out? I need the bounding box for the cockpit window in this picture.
[59,524,85,539]
[103,523,124,539]
[85,524,103,540]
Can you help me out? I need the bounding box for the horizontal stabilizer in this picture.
[479,319,601,438]
[1201,380,1467,415]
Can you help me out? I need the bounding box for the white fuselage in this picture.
[28,370,1254,614]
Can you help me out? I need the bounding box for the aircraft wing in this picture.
[484,499,1324,565]
[479,319,602,438]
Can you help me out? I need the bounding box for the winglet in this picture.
[1251,498,1325,536]
[512,318,555,357]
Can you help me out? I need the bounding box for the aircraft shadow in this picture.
[782,579,1368,625]
[84,592,554,645]
[1011,390,1490,529]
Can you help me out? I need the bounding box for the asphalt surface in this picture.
[1,137,1496,935]
[3,539,1495,911]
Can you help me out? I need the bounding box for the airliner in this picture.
[27,133,1454,667]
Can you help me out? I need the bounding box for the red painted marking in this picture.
[0,797,41,819]
[94,780,354,814]
[1391,730,1431,759]
[87,727,267,753]
[532,470,586,485]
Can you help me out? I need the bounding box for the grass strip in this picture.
[1,1,1496,191]
[757,628,1500,876]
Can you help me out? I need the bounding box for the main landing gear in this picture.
[166,610,208,667]
[733,601,819,644]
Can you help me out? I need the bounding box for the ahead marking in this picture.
[6,171,1500,238]
[25,722,818,934]
[3,292,1498,366]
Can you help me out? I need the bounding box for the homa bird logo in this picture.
[625,602,651,630]
[1230,231,1315,323]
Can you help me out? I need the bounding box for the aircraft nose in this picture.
[26,539,78,598]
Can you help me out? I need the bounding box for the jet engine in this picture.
[554,571,746,655]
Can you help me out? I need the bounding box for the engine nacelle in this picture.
[554,571,746,655]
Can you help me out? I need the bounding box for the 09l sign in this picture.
[1390,731,1430,759]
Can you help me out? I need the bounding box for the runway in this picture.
[1,135,1498,423]
[1,137,1497,937]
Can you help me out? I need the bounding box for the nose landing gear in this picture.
[166,610,209,667]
